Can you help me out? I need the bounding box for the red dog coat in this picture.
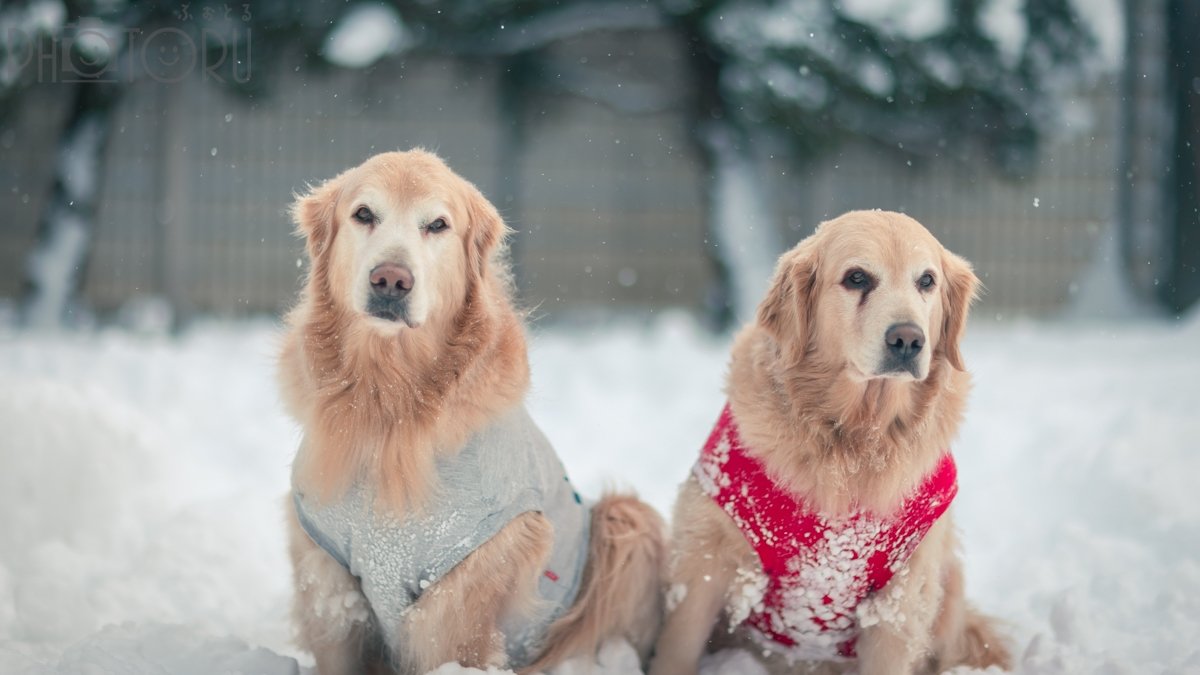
[693,404,957,660]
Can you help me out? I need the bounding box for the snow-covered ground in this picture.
[1,312,1198,674]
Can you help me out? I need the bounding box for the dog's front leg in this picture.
[399,511,553,674]
[650,481,748,675]
[854,518,952,675]
[287,498,379,675]
[649,561,736,675]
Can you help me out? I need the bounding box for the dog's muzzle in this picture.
[367,263,417,326]
[879,322,924,377]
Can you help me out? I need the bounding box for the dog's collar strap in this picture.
[692,402,958,660]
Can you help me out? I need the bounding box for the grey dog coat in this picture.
[293,404,591,667]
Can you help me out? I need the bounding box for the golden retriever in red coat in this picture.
[651,211,1011,675]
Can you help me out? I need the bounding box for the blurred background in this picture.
[1,0,1196,330]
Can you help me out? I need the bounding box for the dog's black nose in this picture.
[885,323,924,361]
[369,263,414,300]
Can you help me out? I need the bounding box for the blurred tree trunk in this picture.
[1116,0,1175,309]
[1165,0,1200,313]
[679,20,781,332]
[21,76,122,328]
[699,125,783,331]
[497,53,536,290]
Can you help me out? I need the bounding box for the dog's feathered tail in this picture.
[933,559,1013,671]
[960,606,1013,670]
[940,604,1013,672]
[521,493,666,674]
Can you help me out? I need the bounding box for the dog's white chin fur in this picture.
[874,368,925,382]
[845,361,926,383]
[354,294,425,331]
[847,362,927,382]
[364,313,421,331]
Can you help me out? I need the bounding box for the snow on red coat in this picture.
[693,403,958,661]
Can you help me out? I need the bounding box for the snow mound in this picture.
[0,328,298,670]
[426,638,763,675]
[2,317,1198,673]
[699,648,769,675]
[551,639,641,675]
[0,379,174,645]
[423,638,641,675]
[0,378,168,562]
[16,623,298,675]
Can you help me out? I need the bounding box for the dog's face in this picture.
[758,210,979,381]
[292,150,504,331]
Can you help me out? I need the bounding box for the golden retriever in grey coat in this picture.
[279,150,665,675]
[650,211,1012,675]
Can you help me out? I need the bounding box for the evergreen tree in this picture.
[662,0,1096,327]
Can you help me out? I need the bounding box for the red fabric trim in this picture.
[693,403,958,659]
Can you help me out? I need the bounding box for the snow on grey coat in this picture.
[293,405,591,667]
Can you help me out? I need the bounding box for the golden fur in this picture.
[650,211,1012,675]
[280,150,665,674]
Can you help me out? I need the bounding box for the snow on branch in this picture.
[0,0,67,93]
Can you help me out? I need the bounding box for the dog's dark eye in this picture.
[918,272,936,290]
[426,218,449,234]
[843,269,874,290]
[353,206,374,225]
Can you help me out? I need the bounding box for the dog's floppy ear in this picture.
[757,242,819,361]
[463,184,508,280]
[939,249,981,371]
[291,177,342,262]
